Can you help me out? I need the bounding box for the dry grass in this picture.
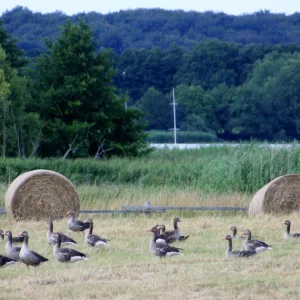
[1,208,300,299]
[77,183,250,210]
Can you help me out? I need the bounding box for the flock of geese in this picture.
[0,211,109,268]
[0,214,300,267]
[149,218,300,258]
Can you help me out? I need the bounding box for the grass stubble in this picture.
[1,204,300,300]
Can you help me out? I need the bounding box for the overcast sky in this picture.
[0,0,299,16]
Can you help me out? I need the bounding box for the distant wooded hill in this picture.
[2,6,300,143]
[2,6,300,57]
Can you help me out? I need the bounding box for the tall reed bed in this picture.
[0,143,299,194]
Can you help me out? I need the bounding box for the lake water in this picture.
[150,143,298,150]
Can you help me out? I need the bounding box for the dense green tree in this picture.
[208,83,236,137]
[174,40,240,89]
[138,87,172,130]
[33,19,148,157]
[175,84,216,131]
[230,52,300,140]
[0,46,35,157]
[0,19,26,68]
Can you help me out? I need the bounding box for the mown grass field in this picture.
[2,210,300,299]
[1,145,300,299]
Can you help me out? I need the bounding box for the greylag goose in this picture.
[4,231,21,261]
[229,226,238,238]
[242,229,272,253]
[148,226,183,258]
[283,220,300,239]
[85,219,109,247]
[148,225,168,244]
[0,254,18,267]
[159,222,189,242]
[66,211,89,232]
[157,217,188,244]
[223,235,256,258]
[18,231,48,268]
[53,233,88,263]
[229,226,245,239]
[47,220,77,245]
[2,230,24,243]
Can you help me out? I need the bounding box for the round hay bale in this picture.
[249,174,300,216]
[5,170,80,221]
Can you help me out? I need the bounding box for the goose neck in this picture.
[227,238,232,252]
[174,220,178,230]
[89,222,93,234]
[48,222,53,234]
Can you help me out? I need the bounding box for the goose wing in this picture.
[0,255,17,267]
[59,248,86,261]
[31,250,48,262]
[249,239,272,252]
[232,250,256,257]
[159,231,177,244]
[87,234,108,246]
[156,243,182,256]
[58,232,77,244]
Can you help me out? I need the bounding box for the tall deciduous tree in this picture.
[34,19,149,158]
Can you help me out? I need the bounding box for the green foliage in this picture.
[231,52,300,140]
[174,39,240,89]
[208,83,236,135]
[4,8,300,58]
[1,143,300,194]
[175,84,217,131]
[138,88,171,130]
[33,19,149,158]
[0,46,35,158]
[4,8,300,143]
[0,19,26,68]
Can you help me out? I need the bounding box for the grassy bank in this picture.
[0,143,299,195]
[0,181,250,211]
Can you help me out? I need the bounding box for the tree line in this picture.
[114,41,300,141]
[3,7,300,56]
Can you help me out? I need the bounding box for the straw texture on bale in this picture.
[249,174,300,216]
[5,170,80,221]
